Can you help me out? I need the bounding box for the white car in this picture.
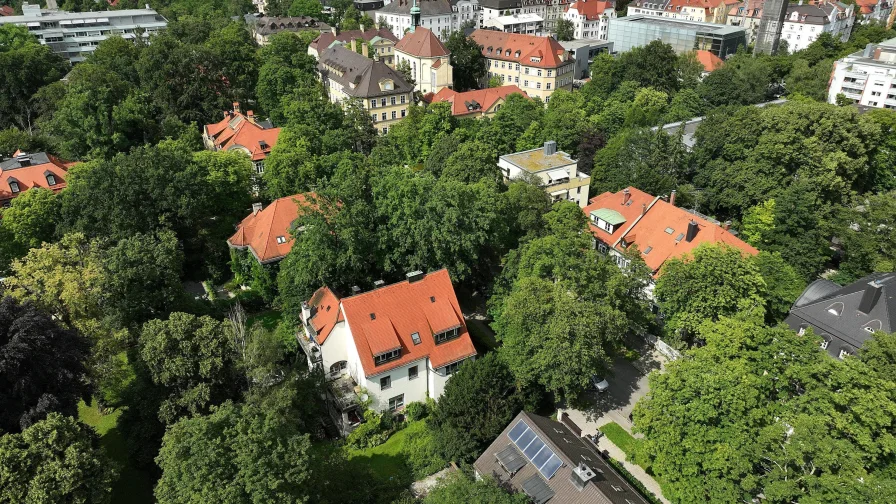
[592,376,610,393]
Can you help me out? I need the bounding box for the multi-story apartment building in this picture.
[308,26,399,65]
[0,2,167,64]
[483,12,545,34]
[828,37,896,109]
[470,29,575,102]
[318,44,414,134]
[499,141,591,207]
[607,15,746,57]
[481,0,523,25]
[729,0,854,52]
[394,27,454,94]
[520,0,573,33]
[298,270,477,433]
[725,0,763,44]
[376,0,456,40]
[560,39,614,78]
[855,0,893,24]
[626,0,733,24]
[563,0,615,40]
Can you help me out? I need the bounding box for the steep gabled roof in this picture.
[0,151,73,202]
[469,29,569,69]
[309,27,398,52]
[227,193,315,264]
[584,187,757,275]
[307,286,344,345]
[428,85,529,116]
[695,49,723,72]
[395,27,449,57]
[339,269,477,376]
[319,45,414,98]
[204,109,280,161]
[567,0,615,19]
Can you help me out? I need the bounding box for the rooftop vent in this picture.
[374,279,386,289]
[685,220,699,242]
[370,313,376,320]
[351,285,361,294]
[543,140,557,156]
[858,281,883,314]
[570,463,597,491]
[406,270,425,283]
[15,153,31,166]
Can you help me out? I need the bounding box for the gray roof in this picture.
[0,152,52,170]
[0,7,164,23]
[252,16,330,36]
[478,0,522,9]
[474,411,651,504]
[786,4,835,25]
[785,273,896,359]
[318,45,413,98]
[378,0,454,15]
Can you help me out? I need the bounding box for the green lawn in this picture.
[600,422,642,459]
[348,425,414,482]
[247,309,283,331]
[78,400,155,504]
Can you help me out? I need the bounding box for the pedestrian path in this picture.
[596,435,670,504]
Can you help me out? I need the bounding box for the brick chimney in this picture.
[362,42,369,58]
[622,188,631,206]
[331,26,337,36]
[233,102,241,114]
[669,189,676,207]
[246,110,255,122]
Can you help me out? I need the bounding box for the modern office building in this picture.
[828,37,896,109]
[0,2,167,64]
[606,14,746,57]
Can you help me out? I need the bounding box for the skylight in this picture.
[411,332,421,345]
[664,227,674,234]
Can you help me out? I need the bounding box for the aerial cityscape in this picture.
[0,0,895,502]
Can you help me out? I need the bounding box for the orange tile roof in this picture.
[695,50,723,72]
[0,5,14,15]
[428,85,530,116]
[339,269,477,376]
[394,27,449,57]
[227,193,315,264]
[854,0,879,14]
[584,187,757,275]
[0,152,73,203]
[307,286,343,345]
[204,108,280,162]
[469,30,569,69]
[567,0,615,19]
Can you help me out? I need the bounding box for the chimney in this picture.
[685,220,699,242]
[406,270,425,283]
[570,463,597,491]
[641,203,647,216]
[543,140,557,156]
[622,188,631,206]
[362,42,369,58]
[15,152,31,166]
[233,102,241,114]
[247,110,254,118]
[351,39,357,53]
[858,281,883,314]
[331,26,337,36]
[669,189,676,207]
[373,279,386,289]
[351,285,362,295]
[252,202,263,215]
[722,220,731,231]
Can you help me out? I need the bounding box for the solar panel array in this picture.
[508,419,563,479]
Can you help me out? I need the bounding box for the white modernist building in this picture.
[0,2,167,64]
[298,270,477,433]
[499,141,591,208]
[483,12,545,34]
[563,0,616,40]
[828,37,896,109]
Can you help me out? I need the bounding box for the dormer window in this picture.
[8,180,19,193]
[827,302,844,316]
[515,50,521,57]
[374,348,401,365]
[435,326,460,344]
[276,236,287,244]
[45,174,57,186]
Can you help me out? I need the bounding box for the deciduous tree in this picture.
[446,30,487,91]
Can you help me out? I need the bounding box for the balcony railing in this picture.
[296,326,323,364]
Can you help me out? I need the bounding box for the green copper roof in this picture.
[590,208,626,226]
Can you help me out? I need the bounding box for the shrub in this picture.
[400,420,446,479]
[346,410,396,450]
[404,401,430,422]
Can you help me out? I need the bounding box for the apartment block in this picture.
[499,141,591,207]
[828,37,896,109]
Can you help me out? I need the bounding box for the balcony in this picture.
[326,374,363,436]
[296,326,323,365]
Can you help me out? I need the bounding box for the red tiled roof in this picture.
[584,187,758,275]
[566,0,615,19]
[227,193,315,264]
[339,269,477,376]
[395,27,449,57]
[0,5,15,15]
[0,152,73,202]
[695,50,723,72]
[854,0,879,14]
[469,30,568,69]
[307,286,344,345]
[203,109,280,162]
[428,85,530,116]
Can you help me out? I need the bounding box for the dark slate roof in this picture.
[318,45,414,98]
[785,273,896,359]
[786,4,834,25]
[479,0,522,9]
[378,0,454,14]
[0,152,52,170]
[253,16,331,36]
[473,411,651,504]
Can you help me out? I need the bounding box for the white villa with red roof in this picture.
[394,27,453,94]
[584,186,757,284]
[299,270,477,430]
[202,102,280,176]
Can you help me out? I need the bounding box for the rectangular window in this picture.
[388,394,404,411]
[371,114,377,122]
[515,76,519,83]
[382,112,387,121]
[401,109,406,117]
[374,348,401,365]
[536,82,541,89]
[380,376,391,390]
[408,366,418,379]
[546,83,551,90]
[391,96,396,105]
[537,70,542,76]
[392,111,397,119]
[381,98,387,107]
[547,70,553,77]
[444,361,461,375]
[524,79,529,87]
[435,327,460,344]
[370,99,376,108]
[524,67,530,75]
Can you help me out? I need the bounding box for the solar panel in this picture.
[495,445,526,474]
[508,420,564,480]
[521,474,555,504]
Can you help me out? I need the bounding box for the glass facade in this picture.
[607,15,747,58]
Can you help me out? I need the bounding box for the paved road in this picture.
[560,346,671,503]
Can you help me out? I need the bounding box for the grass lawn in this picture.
[348,425,414,482]
[78,400,155,504]
[247,309,283,331]
[600,422,642,459]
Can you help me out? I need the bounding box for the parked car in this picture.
[591,376,610,393]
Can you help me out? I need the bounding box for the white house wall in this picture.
[319,320,350,375]
[365,358,430,412]
[341,309,367,387]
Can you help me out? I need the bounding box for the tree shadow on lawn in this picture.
[348,453,414,503]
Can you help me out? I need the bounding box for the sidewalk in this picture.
[596,434,670,504]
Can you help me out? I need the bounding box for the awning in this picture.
[27,22,40,27]
[97,17,109,23]
[60,20,72,25]
[550,189,567,196]
[546,168,568,181]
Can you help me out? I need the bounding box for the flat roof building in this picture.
[483,13,545,35]
[499,141,591,208]
[0,2,167,64]
[607,14,746,58]
[559,38,613,79]
[828,37,896,109]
